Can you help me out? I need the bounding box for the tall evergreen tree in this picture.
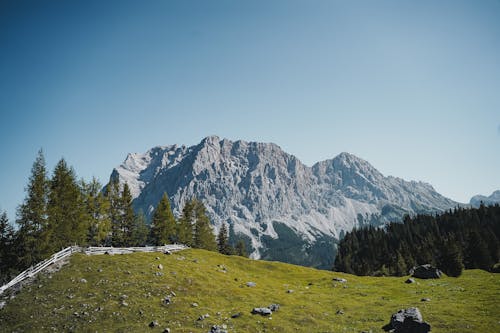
[0,211,16,282]
[131,210,149,246]
[217,223,233,255]
[150,193,176,245]
[193,200,217,251]
[81,178,111,246]
[177,200,195,246]
[107,178,123,246]
[47,159,88,251]
[119,183,135,246]
[15,149,50,268]
[439,240,464,277]
[235,239,248,257]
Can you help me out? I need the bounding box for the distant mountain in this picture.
[110,135,457,268]
[470,190,500,208]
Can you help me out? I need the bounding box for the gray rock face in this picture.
[410,264,442,279]
[470,190,500,207]
[387,307,431,333]
[111,136,457,267]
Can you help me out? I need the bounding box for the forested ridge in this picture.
[334,204,500,277]
[0,151,245,284]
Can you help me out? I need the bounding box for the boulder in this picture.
[384,307,431,333]
[333,277,347,283]
[268,304,280,312]
[251,307,272,316]
[410,265,442,279]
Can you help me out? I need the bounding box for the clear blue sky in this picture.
[1,0,499,222]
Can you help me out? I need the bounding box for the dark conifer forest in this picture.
[334,204,500,277]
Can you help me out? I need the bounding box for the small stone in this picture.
[163,296,171,305]
[268,304,280,312]
[209,325,228,333]
[336,310,344,315]
[231,312,241,318]
[158,264,163,270]
[251,307,272,316]
[421,298,431,302]
[286,289,294,293]
[80,278,87,283]
[163,329,170,333]
[198,313,210,321]
[156,257,160,260]
[246,282,256,287]
[332,277,347,283]
[170,291,176,297]
[405,278,415,284]
[192,302,199,307]
[149,320,159,327]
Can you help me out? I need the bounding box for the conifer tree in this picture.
[439,240,463,277]
[15,149,50,268]
[235,239,248,257]
[217,222,233,255]
[131,210,149,246]
[193,200,217,251]
[47,159,88,251]
[177,200,195,246]
[107,179,123,246]
[150,193,176,245]
[81,178,111,246]
[120,183,135,246]
[0,211,16,282]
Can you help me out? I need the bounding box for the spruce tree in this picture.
[235,239,248,257]
[0,211,16,282]
[82,178,111,246]
[150,193,176,245]
[107,179,123,246]
[439,240,463,277]
[131,210,149,246]
[15,149,50,268]
[120,183,135,246]
[217,222,233,255]
[193,200,217,251]
[47,159,88,251]
[177,200,195,246]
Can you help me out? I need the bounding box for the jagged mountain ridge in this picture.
[110,136,457,268]
[470,190,500,208]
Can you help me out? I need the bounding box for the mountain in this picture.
[110,136,457,268]
[470,190,500,207]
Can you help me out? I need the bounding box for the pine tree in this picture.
[131,210,149,246]
[107,179,123,246]
[235,239,248,257]
[439,240,463,277]
[0,211,16,282]
[193,200,217,251]
[120,183,136,246]
[217,223,233,255]
[150,193,176,245]
[177,200,195,246]
[47,159,88,251]
[81,178,111,246]
[466,231,493,270]
[15,149,50,268]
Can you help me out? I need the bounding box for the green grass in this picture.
[1,249,499,332]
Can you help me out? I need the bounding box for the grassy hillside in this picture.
[0,249,498,332]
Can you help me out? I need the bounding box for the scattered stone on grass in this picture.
[251,307,272,316]
[333,277,347,283]
[405,278,415,284]
[246,282,256,287]
[383,307,431,333]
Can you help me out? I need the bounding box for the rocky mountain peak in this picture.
[110,136,458,268]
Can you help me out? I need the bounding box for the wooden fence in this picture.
[0,244,188,295]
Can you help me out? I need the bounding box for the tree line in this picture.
[334,204,500,277]
[0,150,247,284]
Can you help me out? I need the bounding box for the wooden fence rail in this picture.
[0,244,188,295]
